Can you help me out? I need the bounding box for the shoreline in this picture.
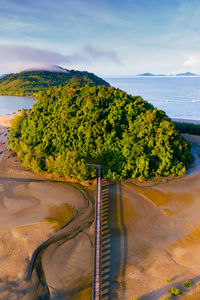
[172,117,200,124]
[0,113,17,127]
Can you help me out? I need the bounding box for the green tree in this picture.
[9,82,193,181]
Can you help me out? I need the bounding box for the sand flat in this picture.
[0,117,94,299]
[107,134,200,300]
[0,114,16,127]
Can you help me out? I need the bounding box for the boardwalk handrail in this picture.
[89,164,102,300]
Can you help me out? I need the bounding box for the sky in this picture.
[1,0,200,76]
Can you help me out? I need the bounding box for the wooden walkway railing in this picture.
[93,165,102,300]
[87,164,110,299]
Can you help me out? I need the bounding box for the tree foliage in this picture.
[174,121,200,136]
[0,70,110,96]
[9,81,193,181]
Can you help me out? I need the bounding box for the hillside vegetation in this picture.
[9,81,193,181]
[0,69,109,96]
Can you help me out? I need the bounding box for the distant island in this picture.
[176,72,197,76]
[138,72,198,76]
[138,72,156,76]
[0,66,110,96]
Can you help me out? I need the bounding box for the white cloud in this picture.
[84,44,121,64]
[183,54,200,72]
[0,44,121,74]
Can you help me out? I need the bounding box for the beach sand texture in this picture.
[0,114,17,127]
[0,122,95,299]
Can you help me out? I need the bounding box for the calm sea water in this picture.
[0,95,35,115]
[106,77,200,121]
[1,78,200,121]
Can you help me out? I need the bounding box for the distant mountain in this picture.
[0,67,110,96]
[138,72,155,76]
[137,71,199,77]
[176,72,198,76]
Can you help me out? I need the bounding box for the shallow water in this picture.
[106,76,200,121]
[0,95,35,115]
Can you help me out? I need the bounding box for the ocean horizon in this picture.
[105,76,200,121]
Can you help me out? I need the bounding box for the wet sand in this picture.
[106,134,200,300]
[0,120,95,299]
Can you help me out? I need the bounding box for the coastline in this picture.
[0,113,17,127]
[172,117,200,124]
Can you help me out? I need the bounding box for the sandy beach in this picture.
[0,114,17,127]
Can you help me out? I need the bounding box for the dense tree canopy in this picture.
[9,81,193,181]
[0,69,109,96]
[174,121,200,136]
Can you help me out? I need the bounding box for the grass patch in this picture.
[43,203,76,229]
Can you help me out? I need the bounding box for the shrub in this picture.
[169,287,182,296]
[184,280,192,288]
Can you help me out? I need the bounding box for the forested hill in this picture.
[0,69,110,96]
[9,81,193,181]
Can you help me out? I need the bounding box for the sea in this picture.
[1,78,200,122]
[0,95,35,115]
[105,76,200,122]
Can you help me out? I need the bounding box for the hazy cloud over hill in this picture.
[0,44,121,73]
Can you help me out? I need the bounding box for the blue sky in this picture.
[1,0,200,75]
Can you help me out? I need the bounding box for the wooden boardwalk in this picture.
[90,164,111,300]
[93,165,102,300]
